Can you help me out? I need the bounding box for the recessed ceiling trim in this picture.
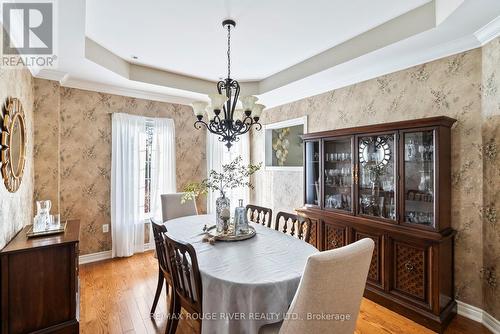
[259,1,437,93]
[84,1,453,99]
[474,15,500,45]
[86,37,261,97]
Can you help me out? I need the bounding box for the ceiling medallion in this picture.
[191,19,264,150]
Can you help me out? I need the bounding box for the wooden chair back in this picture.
[275,212,312,243]
[151,220,171,282]
[246,204,273,228]
[164,233,203,315]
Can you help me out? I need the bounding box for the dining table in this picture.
[164,214,318,334]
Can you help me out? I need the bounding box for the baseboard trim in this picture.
[79,250,112,264]
[457,301,500,334]
[79,243,154,265]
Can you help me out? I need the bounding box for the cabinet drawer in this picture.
[391,240,428,304]
[352,230,383,288]
[323,222,346,250]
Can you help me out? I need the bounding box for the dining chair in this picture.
[246,204,273,228]
[164,233,203,334]
[150,220,175,333]
[161,192,198,222]
[259,238,375,334]
[275,212,312,243]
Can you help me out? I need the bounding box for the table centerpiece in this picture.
[182,156,261,235]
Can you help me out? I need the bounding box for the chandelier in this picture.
[191,19,264,150]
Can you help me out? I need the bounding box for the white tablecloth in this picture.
[165,214,318,334]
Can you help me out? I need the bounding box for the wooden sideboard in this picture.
[0,220,80,334]
[297,117,456,333]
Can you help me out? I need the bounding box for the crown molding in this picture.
[33,69,196,105]
[474,15,500,45]
[34,32,482,110]
[33,69,68,82]
[33,70,193,105]
[61,77,195,105]
[259,33,482,109]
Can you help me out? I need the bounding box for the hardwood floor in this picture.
[80,251,491,334]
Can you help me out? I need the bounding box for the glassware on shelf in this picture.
[324,138,353,212]
[378,197,385,217]
[418,171,432,193]
[305,141,320,205]
[404,130,435,227]
[357,134,396,220]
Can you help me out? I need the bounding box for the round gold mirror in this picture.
[1,97,26,192]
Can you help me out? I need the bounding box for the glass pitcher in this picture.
[37,200,52,216]
[34,200,52,232]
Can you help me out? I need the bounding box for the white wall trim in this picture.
[79,243,154,265]
[61,78,195,106]
[33,69,68,82]
[474,15,500,46]
[79,250,112,265]
[457,300,500,334]
[33,70,195,106]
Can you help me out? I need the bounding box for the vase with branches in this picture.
[183,156,261,233]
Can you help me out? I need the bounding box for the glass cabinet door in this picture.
[324,138,353,212]
[403,130,435,227]
[357,134,396,220]
[304,141,320,206]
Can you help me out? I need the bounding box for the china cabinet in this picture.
[298,116,456,333]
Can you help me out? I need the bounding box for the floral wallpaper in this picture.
[0,66,35,250]
[481,37,500,319]
[33,81,206,255]
[251,40,500,318]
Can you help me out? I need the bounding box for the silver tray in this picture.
[207,225,256,242]
[26,222,67,238]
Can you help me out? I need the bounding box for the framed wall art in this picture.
[264,116,307,171]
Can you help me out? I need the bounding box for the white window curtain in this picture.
[111,113,175,258]
[206,133,250,214]
[150,117,176,221]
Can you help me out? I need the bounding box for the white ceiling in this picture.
[27,0,500,108]
[85,0,430,81]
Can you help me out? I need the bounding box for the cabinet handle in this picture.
[331,240,338,248]
[405,261,414,272]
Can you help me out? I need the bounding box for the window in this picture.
[111,113,176,257]
[139,120,155,219]
[207,132,250,213]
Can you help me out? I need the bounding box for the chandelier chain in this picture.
[227,24,231,79]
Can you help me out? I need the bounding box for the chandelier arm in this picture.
[208,120,223,136]
[217,80,228,119]
[232,120,244,133]
[230,80,240,120]
[241,115,254,126]
[252,122,263,131]
[194,120,210,131]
